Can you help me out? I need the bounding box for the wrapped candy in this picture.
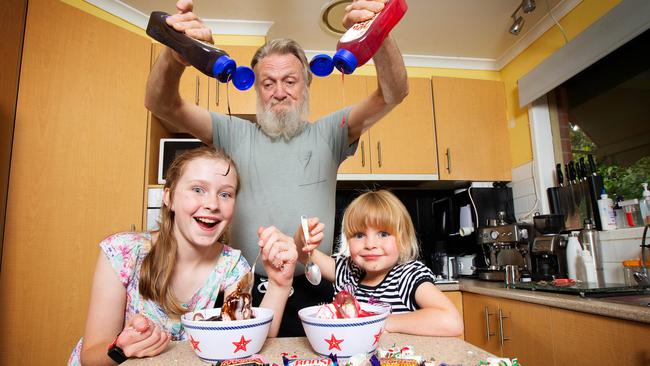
[376,346,423,364]
[378,359,418,366]
[283,354,338,366]
[218,356,266,366]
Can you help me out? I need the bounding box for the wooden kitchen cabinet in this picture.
[208,45,258,115]
[463,293,503,355]
[432,77,511,181]
[151,44,258,120]
[463,293,553,366]
[444,291,465,340]
[0,0,150,364]
[550,307,650,365]
[309,74,371,173]
[369,77,438,175]
[310,76,438,175]
[152,43,209,112]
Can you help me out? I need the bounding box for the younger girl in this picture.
[299,190,463,337]
[69,147,298,365]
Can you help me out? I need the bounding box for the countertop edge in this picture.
[458,279,650,324]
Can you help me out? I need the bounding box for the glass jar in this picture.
[620,199,645,227]
[623,260,642,286]
[622,259,650,286]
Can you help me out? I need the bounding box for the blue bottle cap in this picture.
[232,66,255,91]
[332,49,358,75]
[212,55,237,83]
[309,54,334,77]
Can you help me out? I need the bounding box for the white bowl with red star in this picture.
[181,307,273,362]
[298,303,390,358]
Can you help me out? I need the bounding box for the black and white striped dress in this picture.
[333,256,435,313]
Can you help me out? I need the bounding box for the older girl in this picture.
[69,147,298,365]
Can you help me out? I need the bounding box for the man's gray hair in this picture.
[251,39,312,86]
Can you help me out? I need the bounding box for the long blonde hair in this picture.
[342,190,419,264]
[139,147,239,315]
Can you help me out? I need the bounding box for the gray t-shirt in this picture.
[211,108,356,276]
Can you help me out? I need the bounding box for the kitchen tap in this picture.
[633,224,650,286]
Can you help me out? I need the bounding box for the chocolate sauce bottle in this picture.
[146,11,254,90]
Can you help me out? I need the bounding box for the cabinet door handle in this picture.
[195,76,200,105]
[130,224,136,232]
[445,147,451,174]
[498,308,510,348]
[215,81,220,107]
[360,141,365,167]
[484,306,495,341]
[377,141,382,168]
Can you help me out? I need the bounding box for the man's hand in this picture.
[257,226,298,288]
[165,0,214,65]
[343,0,387,29]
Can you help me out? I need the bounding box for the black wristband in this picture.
[107,336,128,364]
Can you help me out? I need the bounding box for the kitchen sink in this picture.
[598,294,650,307]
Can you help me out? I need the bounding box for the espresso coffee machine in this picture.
[531,214,568,280]
[476,212,531,281]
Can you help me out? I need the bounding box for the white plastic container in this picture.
[597,192,617,230]
[566,232,582,280]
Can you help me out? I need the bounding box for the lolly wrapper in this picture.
[283,354,339,366]
[218,356,266,366]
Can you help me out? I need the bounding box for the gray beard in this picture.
[256,93,309,141]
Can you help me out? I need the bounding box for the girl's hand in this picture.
[116,314,171,358]
[295,217,325,264]
[164,0,214,66]
[258,226,298,288]
[343,0,387,29]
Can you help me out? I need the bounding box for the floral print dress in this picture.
[68,232,250,365]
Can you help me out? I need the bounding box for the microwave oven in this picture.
[158,138,204,184]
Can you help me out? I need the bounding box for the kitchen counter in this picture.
[124,333,495,365]
[457,279,650,324]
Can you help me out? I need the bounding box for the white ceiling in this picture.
[92,0,576,70]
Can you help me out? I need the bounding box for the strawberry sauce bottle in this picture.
[146,11,254,90]
[310,0,408,76]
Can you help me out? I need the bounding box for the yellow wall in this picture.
[501,0,621,167]
[64,0,621,170]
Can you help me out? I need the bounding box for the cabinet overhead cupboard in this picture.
[309,75,511,181]
[0,0,150,364]
[431,77,511,182]
[310,76,439,176]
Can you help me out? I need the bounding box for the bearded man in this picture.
[145,0,408,336]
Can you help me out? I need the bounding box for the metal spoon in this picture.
[301,215,322,285]
[248,248,262,295]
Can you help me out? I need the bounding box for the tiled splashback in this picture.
[509,161,539,222]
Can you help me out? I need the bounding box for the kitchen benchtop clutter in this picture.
[174,289,511,366]
[181,345,519,366]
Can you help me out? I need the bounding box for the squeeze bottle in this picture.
[580,219,604,284]
[596,189,616,231]
[146,11,254,90]
[310,0,408,76]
